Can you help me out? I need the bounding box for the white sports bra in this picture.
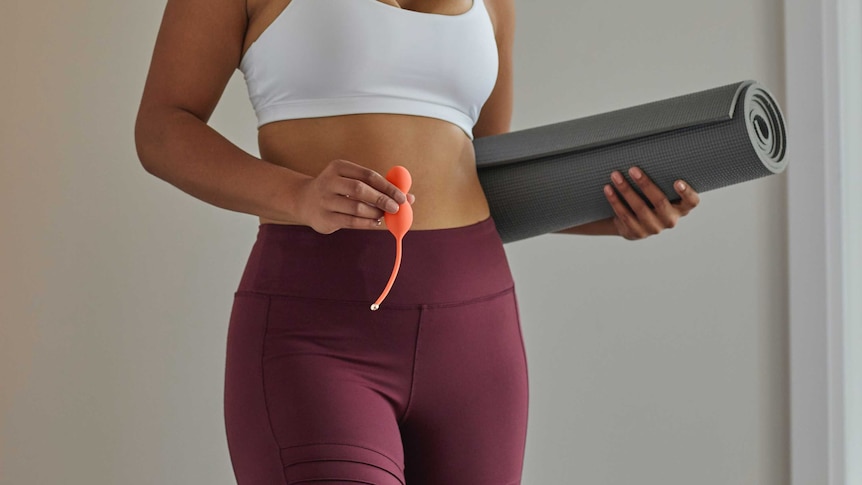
[239,0,499,140]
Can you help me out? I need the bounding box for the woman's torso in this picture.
[241,0,497,230]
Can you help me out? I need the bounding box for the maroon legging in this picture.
[224,217,529,485]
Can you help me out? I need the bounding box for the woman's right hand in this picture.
[295,159,413,234]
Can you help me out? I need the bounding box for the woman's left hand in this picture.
[604,166,701,241]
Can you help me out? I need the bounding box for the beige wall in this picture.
[0,0,788,483]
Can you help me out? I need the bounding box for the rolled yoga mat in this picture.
[474,80,787,243]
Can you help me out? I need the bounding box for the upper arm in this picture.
[136,0,248,126]
[472,0,515,139]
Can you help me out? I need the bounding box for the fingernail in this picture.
[386,201,400,213]
[612,172,624,184]
[629,167,642,180]
[677,181,686,191]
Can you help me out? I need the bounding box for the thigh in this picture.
[225,292,286,484]
[400,288,529,485]
[225,292,420,485]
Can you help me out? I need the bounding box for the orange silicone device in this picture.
[370,166,414,311]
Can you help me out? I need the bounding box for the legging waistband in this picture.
[236,216,514,307]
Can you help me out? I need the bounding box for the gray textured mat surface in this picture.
[474,80,787,243]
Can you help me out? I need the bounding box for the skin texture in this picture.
[134,0,699,239]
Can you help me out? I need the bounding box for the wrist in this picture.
[260,165,312,224]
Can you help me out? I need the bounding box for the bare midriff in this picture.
[256,113,491,230]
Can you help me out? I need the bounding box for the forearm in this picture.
[553,217,618,236]
[134,107,308,222]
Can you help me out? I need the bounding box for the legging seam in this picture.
[397,306,423,427]
[279,441,404,473]
[259,294,290,485]
[284,458,404,485]
[235,285,515,310]
[289,480,373,485]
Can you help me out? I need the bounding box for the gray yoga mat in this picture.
[474,80,787,243]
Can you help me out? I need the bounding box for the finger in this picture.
[604,184,646,237]
[335,176,401,214]
[673,180,700,213]
[332,212,385,231]
[611,171,662,234]
[628,167,677,228]
[331,195,386,221]
[334,160,407,205]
